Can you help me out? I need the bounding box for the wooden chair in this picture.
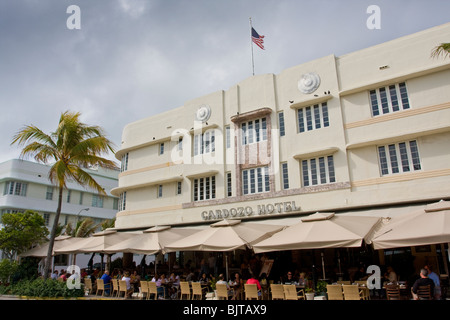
[148,281,158,300]
[283,284,305,300]
[386,284,401,300]
[191,282,206,300]
[140,280,149,300]
[326,284,344,300]
[414,285,433,300]
[118,280,128,298]
[179,281,191,300]
[342,285,364,300]
[111,279,119,297]
[84,278,93,295]
[216,283,230,300]
[244,284,261,300]
[270,284,285,300]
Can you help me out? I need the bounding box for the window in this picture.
[119,192,126,211]
[177,181,182,195]
[370,82,410,116]
[378,140,421,175]
[79,192,84,205]
[225,126,231,149]
[120,153,129,172]
[193,176,216,201]
[177,137,183,151]
[159,143,165,155]
[281,163,289,189]
[242,166,270,195]
[92,194,104,208]
[241,117,267,145]
[43,213,50,226]
[297,103,329,133]
[157,185,163,198]
[66,190,71,203]
[302,156,336,187]
[226,172,232,197]
[278,112,285,136]
[194,130,216,156]
[3,181,27,197]
[46,186,54,200]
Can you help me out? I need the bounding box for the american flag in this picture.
[251,27,265,50]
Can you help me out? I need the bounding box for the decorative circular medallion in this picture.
[298,72,321,94]
[195,104,211,122]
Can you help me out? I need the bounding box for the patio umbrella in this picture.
[252,212,383,279]
[53,229,138,254]
[253,212,383,253]
[164,219,285,280]
[165,219,285,252]
[104,225,198,255]
[372,200,450,250]
[19,235,85,258]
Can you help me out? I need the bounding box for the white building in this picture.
[112,23,450,274]
[0,159,120,268]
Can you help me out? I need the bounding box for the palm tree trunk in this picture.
[43,186,64,279]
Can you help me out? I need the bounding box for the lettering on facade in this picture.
[201,201,300,220]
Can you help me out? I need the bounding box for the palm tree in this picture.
[11,110,117,279]
[431,43,450,59]
[64,217,100,266]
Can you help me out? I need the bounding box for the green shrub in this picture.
[2,278,84,298]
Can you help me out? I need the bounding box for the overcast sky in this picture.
[1,0,449,165]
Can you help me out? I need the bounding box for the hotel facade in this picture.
[112,22,450,251]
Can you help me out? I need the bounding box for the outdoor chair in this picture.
[96,279,108,296]
[327,284,344,300]
[342,285,364,300]
[140,280,149,300]
[179,282,191,300]
[283,284,305,300]
[386,284,401,300]
[111,279,119,297]
[148,281,158,300]
[192,282,206,300]
[337,280,351,285]
[118,280,128,298]
[414,285,433,300]
[216,283,230,300]
[84,278,93,295]
[270,284,285,300]
[244,284,261,300]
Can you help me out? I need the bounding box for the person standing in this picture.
[425,265,441,300]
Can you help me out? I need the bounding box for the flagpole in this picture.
[249,17,255,76]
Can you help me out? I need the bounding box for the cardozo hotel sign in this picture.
[201,200,300,221]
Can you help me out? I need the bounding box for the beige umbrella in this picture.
[372,200,450,250]
[19,235,85,258]
[253,212,383,253]
[53,229,138,254]
[165,219,285,252]
[104,225,198,255]
[165,219,285,280]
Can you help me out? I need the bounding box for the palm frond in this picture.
[431,43,450,59]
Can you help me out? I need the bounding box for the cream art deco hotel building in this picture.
[112,22,450,263]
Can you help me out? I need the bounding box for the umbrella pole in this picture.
[225,253,229,281]
[321,252,326,280]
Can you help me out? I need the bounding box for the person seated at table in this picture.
[230,272,244,300]
[424,265,441,300]
[130,270,141,292]
[246,271,262,297]
[216,273,234,298]
[298,272,307,287]
[122,271,134,299]
[282,271,297,284]
[100,270,112,296]
[412,268,435,300]
[199,272,211,287]
[152,273,167,299]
